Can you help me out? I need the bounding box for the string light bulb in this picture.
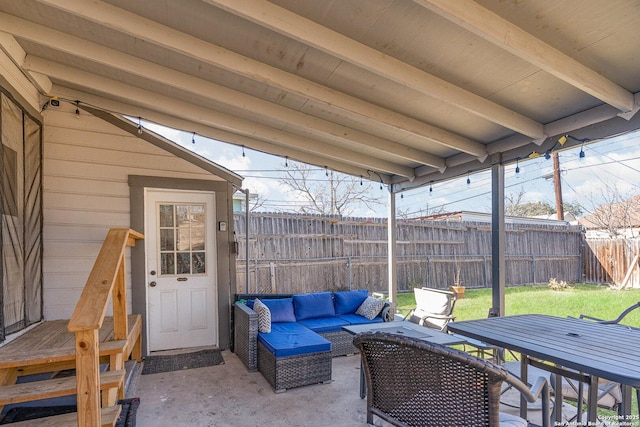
[75,101,80,119]
[579,146,586,160]
[360,176,363,186]
[285,156,288,167]
[137,117,143,134]
[515,158,520,176]
[544,151,551,160]
[325,166,329,177]
[242,146,245,157]
[558,135,568,145]
[191,132,196,144]
[429,182,433,195]
[466,173,471,187]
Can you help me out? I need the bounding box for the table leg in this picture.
[620,384,633,421]
[587,375,598,424]
[554,373,563,425]
[520,355,529,420]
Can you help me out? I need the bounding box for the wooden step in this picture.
[0,369,125,406]
[7,405,122,427]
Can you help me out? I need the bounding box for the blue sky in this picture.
[145,122,640,219]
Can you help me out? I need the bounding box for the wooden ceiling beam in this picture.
[207,0,545,139]
[413,0,636,113]
[32,0,487,158]
[54,84,389,182]
[35,61,414,178]
[2,10,444,168]
[6,14,443,169]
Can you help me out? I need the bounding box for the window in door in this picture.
[158,203,206,276]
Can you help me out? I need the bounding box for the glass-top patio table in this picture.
[343,321,467,398]
[448,314,640,425]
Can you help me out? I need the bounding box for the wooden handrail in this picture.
[67,228,143,427]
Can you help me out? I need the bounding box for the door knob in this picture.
[149,281,157,287]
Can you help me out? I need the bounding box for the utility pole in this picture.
[552,152,564,220]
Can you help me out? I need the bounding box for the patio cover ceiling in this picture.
[0,0,639,192]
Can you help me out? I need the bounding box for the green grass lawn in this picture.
[395,284,640,328]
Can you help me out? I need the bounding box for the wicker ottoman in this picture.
[257,341,332,393]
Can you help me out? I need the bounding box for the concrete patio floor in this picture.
[127,349,583,427]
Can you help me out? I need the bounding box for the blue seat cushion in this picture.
[258,322,331,357]
[261,298,296,323]
[293,292,335,320]
[333,289,369,315]
[338,313,384,326]
[297,316,350,333]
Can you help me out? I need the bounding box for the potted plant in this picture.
[450,253,465,299]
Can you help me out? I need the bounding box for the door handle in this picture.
[149,281,157,287]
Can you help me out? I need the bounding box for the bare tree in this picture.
[279,162,384,216]
[396,203,445,220]
[582,182,639,237]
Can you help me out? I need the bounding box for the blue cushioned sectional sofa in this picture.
[233,290,391,392]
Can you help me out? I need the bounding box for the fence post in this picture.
[532,256,536,284]
[425,257,431,288]
[254,259,259,293]
[483,256,488,288]
[270,262,276,293]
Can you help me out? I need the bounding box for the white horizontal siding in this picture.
[43,105,225,320]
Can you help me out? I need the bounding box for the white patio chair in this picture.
[404,287,456,332]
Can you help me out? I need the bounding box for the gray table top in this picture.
[342,321,467,346]
[448,314,640,386]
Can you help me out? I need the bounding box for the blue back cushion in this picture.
[262,298,296,323]
[333,289,369,315]
[293,292,335,320]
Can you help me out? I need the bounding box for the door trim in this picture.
[128,176,235,356]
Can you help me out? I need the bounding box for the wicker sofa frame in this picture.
[233,293,391,392]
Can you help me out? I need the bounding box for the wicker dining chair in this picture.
[353,332,551,427]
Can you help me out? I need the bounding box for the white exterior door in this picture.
[145,189,217,351]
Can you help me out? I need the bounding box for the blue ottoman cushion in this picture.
[258,322,331,357]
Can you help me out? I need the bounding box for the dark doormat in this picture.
[141,349,224,375]
[0,397,140,426]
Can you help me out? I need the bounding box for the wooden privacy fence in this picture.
[583,238,640,288]
[234,213,583,295]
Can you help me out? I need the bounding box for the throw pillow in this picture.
[253,298,271,333]
[356,296,385,320]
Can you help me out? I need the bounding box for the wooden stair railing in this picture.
[67,228,143,427]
